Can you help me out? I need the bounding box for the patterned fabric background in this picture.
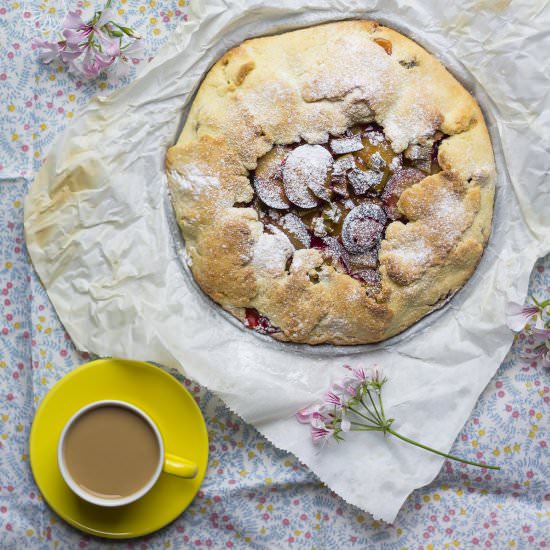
[0,1,548,548]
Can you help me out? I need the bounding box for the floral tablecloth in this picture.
[0,1,548,548]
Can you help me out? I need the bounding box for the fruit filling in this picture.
[240,123,445,331]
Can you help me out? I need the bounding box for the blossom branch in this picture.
[296,365,500,470]
[31,0,142,79]
[506,295,550,369]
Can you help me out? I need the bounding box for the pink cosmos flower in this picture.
[506,302,540,331]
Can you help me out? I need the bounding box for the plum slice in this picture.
[404,143,432,173]
[348,248,379,272]
[351,268,381,287]
[283,144,332,206]
[348,168,383,195]
[330,135,363,155]
[333,154,355,175]
[280,213,311,249]
[381,168,425,220]
[254,147,291,210]
[342,203,387,254]
[321,236,351,272]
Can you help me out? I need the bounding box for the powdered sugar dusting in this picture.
[381,85,441,153]
[281,213,311,248]
[385,186,470,282]
[283,144,332,204]
[312,216,327,237]
[170,165,220,197]
[429,189,466,241]
[391,236,431,267]
[300,32,399,107]
[290,249,323,274]
[333,155,356,175]
[252,232,294,277]
[331,135,363,154]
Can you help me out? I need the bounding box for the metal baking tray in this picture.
[163,11,509,357]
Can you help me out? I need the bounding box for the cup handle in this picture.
[163,453,198,479]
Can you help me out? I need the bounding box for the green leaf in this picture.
[112,22,142,39]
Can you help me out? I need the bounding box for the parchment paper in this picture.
[24,0,550,522]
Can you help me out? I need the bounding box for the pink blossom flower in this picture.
[310,416,327,429]
[121,39,143,59]
[506,302,540,331]
[531,327,550,343]
[519,324,550,369]
[344,381,359,397]
[370,364,384,382]
[295,404,326,425]
[80,46,114,78]
[330,377,358,398]
[352,365,369,382]
[340,414,351,433]
[296,363,499,470]
[311,426,334,444]
[31,39,63,64]
[32,2,141,80]
[325,391,344,408]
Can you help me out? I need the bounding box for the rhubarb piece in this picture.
[244,308,279,334]
[354,132,397,192]
[370,151,386,171]
[312,216,327,237]
[321,236,350,272]
[331,174,349,198]
[348,248,379,271]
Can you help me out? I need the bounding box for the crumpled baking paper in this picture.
[24,0,550,522]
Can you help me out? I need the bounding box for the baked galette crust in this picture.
[166,20,496,345]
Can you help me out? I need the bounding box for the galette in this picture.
[166,20,495,345]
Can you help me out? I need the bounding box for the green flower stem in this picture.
[105,0,113,8]
[387,428,500,470]
[376,390,385,420]
[361,394,384,425]
[532,295,550,309]
[350,421,380,429]
[348,404,380,425]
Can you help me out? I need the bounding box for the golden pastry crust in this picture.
[166,20,496,345]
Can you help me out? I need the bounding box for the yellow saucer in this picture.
[29,358,208,539]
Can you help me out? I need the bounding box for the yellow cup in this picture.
[57,399,197,507]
